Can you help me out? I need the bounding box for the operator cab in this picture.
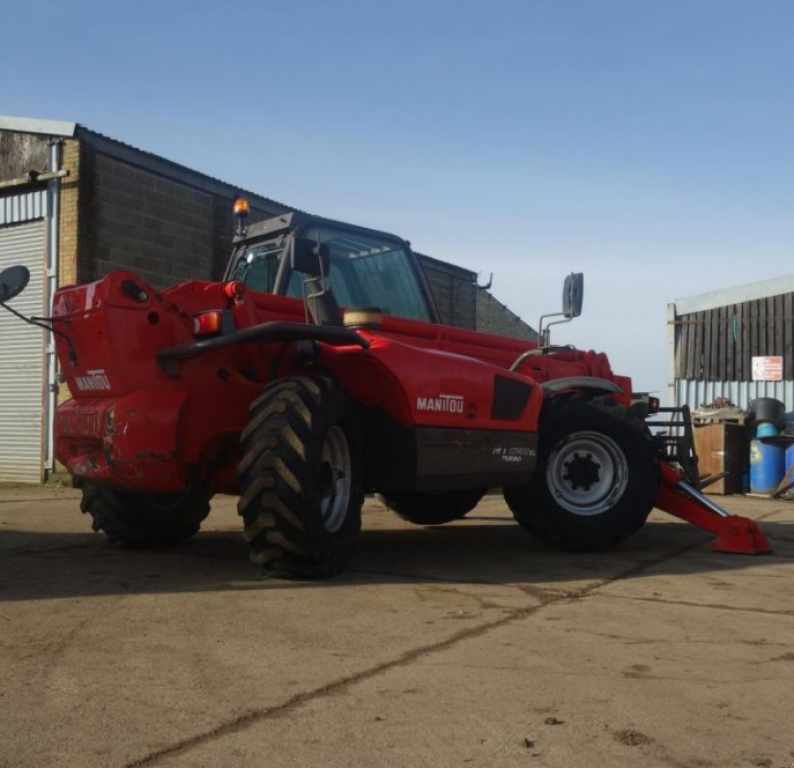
[224,209,439,325]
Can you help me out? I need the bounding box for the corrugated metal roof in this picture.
[415,251,477,280]
[0,115,76,137]
[76,126,296,214]
[674,273,794,315]
[0,188,46,225]
[676,378,794,418]
[0,114,296,214]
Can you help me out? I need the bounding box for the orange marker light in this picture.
[224,280,246,300]
[233,197,250,216]
[193,311,224,336]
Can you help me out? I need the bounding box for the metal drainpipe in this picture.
[43,139,62,476]
[666,301,677,409]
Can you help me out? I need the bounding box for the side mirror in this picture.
[292,238,331,277]
[0,265,30,303]
[562,272,584,318]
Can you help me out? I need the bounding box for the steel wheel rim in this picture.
[320,426,352,533]
[547,431,628,516]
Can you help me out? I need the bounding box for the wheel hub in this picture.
[547,431,629,516]
[564,452,601,491]
[319,426,352,533]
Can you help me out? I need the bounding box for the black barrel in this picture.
[748,397,786,427]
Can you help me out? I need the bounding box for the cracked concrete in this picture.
[1,492,793,768]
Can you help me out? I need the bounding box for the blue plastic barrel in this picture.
[750,439,784,494]
[757,422,780,438]
[785,444,794,490]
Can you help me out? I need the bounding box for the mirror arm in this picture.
[543,315,574,346]
[537,311,570,347]
[0,302,78,365]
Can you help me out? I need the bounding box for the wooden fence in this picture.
[676,293,794,381]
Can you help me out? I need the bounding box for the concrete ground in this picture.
[1,490,793,768]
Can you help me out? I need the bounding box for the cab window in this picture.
[234,239,286,292]
[286,226,431,322]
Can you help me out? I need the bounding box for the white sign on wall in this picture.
[752,356,784,381]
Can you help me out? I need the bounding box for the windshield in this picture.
[286,226,431,322]
[233,238,286,293]
[234,226,432,323]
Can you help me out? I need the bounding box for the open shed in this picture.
[668,274,794,419]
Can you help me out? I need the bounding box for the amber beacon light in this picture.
[233,197,250,237]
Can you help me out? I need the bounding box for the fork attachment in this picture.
[649,405,700,486]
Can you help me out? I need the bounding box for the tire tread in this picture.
[505,395,659,550]
[238,376,363,578]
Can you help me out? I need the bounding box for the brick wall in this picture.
[476,287,537,341]
[413,255,537,340]
[82,151,214,288]
[417,254,477,329]
[55,139,82,408]
[58,139,81,287]
[48,129,539,346]
[211,196,274,280]
[77,145,282,289]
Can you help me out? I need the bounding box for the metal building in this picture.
[668,274,794,419]
[0,130,64,483]
[1,115,296,483]
[1,114,535,483]
[0,196,48,482]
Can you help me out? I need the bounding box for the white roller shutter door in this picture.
[0,221,46,483]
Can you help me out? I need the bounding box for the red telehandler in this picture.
[0,204,771,576]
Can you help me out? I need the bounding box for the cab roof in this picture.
[238,212,411,249]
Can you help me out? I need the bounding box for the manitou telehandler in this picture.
[0,202,770,576]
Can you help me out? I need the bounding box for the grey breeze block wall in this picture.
[1,125,536,341]
[4,124,538,341]
[414,253,537,339]
[476,287,537,341]
[88,152,214,287]
[416,253,477,330]
[77,136,286,289]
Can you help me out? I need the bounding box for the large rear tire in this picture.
[80,483,211,547]
[378,488,486,525]
[237,376,364,578]
[504,397,659,550]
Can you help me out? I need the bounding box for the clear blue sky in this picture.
[3,0,794,399]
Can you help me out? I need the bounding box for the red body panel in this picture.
[52,272,632,493]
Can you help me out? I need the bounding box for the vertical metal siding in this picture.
[0,221,46,482]
[675,379,794,418]
[0,189,46,226]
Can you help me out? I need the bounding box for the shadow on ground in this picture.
[1,514,792,603]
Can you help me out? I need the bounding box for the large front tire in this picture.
[237,376,364,578]
[504,397,659,550]
[378,488,486,525]
[80,483,211,547]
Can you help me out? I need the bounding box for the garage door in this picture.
[0,221,45,483]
